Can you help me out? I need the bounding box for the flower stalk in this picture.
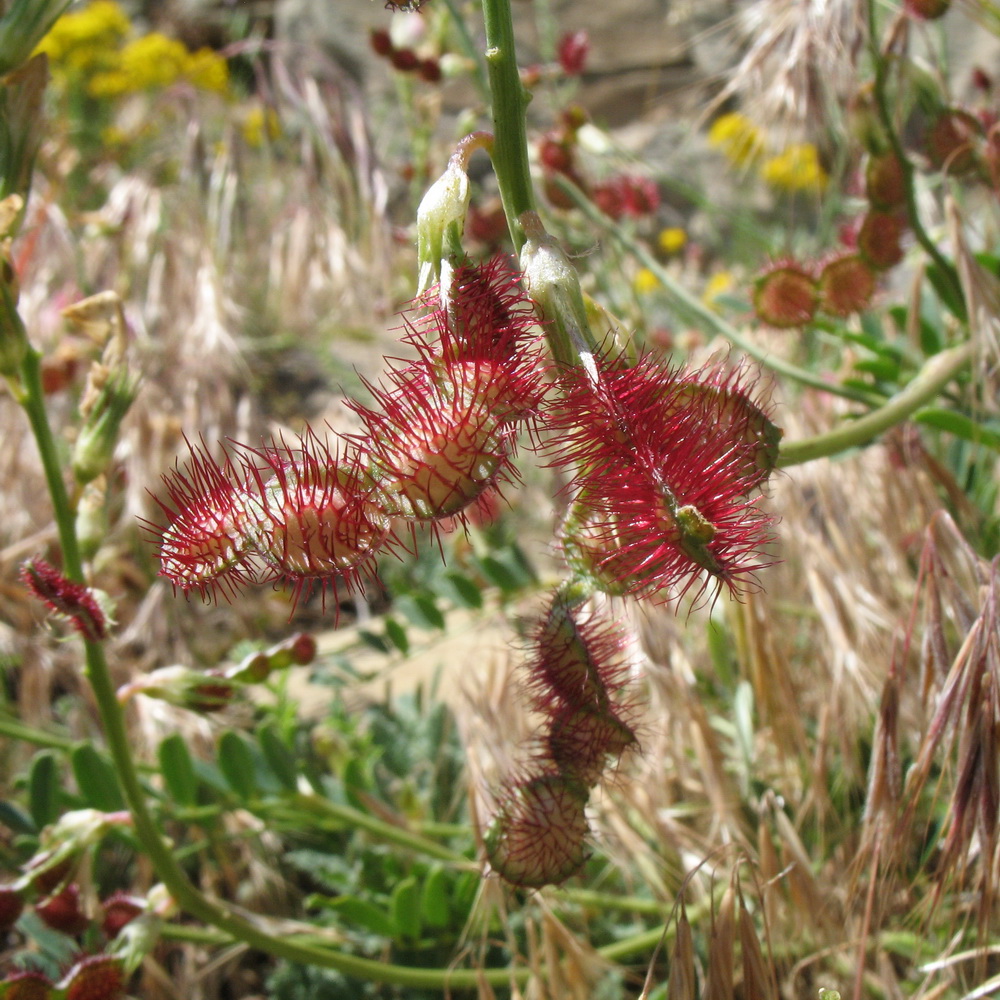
[481,0,535,251]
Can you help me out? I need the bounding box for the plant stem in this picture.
[777,341,972,466]
[0,712,76,751]
[440,0,490,101]
[560,178,886,407]
[866,0,966,321]
[17,347,83,580]
[282,793,468,863]
[481,0,535,251]
[7,317,515,990]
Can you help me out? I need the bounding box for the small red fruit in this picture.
[35,884,89,936]
[369,29,393,57]
[3,970,53,1000]
[100,891,143,939]
[557,30,590,76]
[0,884,25,931]
[58,954,126,1000]
[753,262,818,328]
[857,210,906,270]
[818,253,877,316]
[865,152,906,210]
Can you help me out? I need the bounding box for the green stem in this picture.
[7,315,514,990]
[777,341,973,467]
[867,0,966,321]
[481,0,535,251]
[280,793,467,864]
[0,712,76,751]
[18,347,83,580]
[440,0,490,102]
[82,640,523,990]
[559,178,886,408]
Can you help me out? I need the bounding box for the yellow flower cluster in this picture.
[34,0,230,98]
[241,106,282,147]
[33,0,130,75]
[708,112,828,194]
[708,112,765,167]
[760,143,828,193]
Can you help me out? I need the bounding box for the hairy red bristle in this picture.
[149,438,259,602]
[550,355,778,605]
[20,558,107,642]
[484,772,590,888]
[240,429,391,606]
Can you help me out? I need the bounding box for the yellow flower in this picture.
[184,48,230,94]
[87,32,189,96]
[703,271,735,310]
[657,227,687,255]
[33,0,130,74]
[760,143,828,193]
[633,268,661,295]
[708,112,765,167]
[242,106,282,147]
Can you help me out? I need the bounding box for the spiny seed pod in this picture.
[527,598,630,712]
[353,363,517,522]
[402,256,546,421]
[58,955,126,1000]
[865,152,906,210]
[100,891,144,939]
[485,773,590,888]
[753,262,818,328]
[241,432,390,602]
[2,970,53,1000]
[904,0,951,18]
[546,703,637,787]
[818,253,877,316]
[550,355,777,605]
[35,884,89,936]
[150,440,258,601]
[925,108,984,177]
[0,885,24,931]
[20,558,108,642]
[857,211,906,270]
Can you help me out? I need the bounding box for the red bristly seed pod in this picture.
[753,262,818,328]
[58,954,126,1000]
[526,598,630,712]
[20,558,107,642]
[35,884,89,936]
[865,151,906,210]
[150,439,258,602]
[551,356,778,605]
[0,884,24,931]
[351,259,543,524]
[240,430,390,603]
[484,772,591,888]
[353,362,516,521]
[2,970,54,1000]
[857,210,906,270]
[100,891,144,939]
[924,108,984,177]
[546,703,637,787]
[818,253,877,316]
